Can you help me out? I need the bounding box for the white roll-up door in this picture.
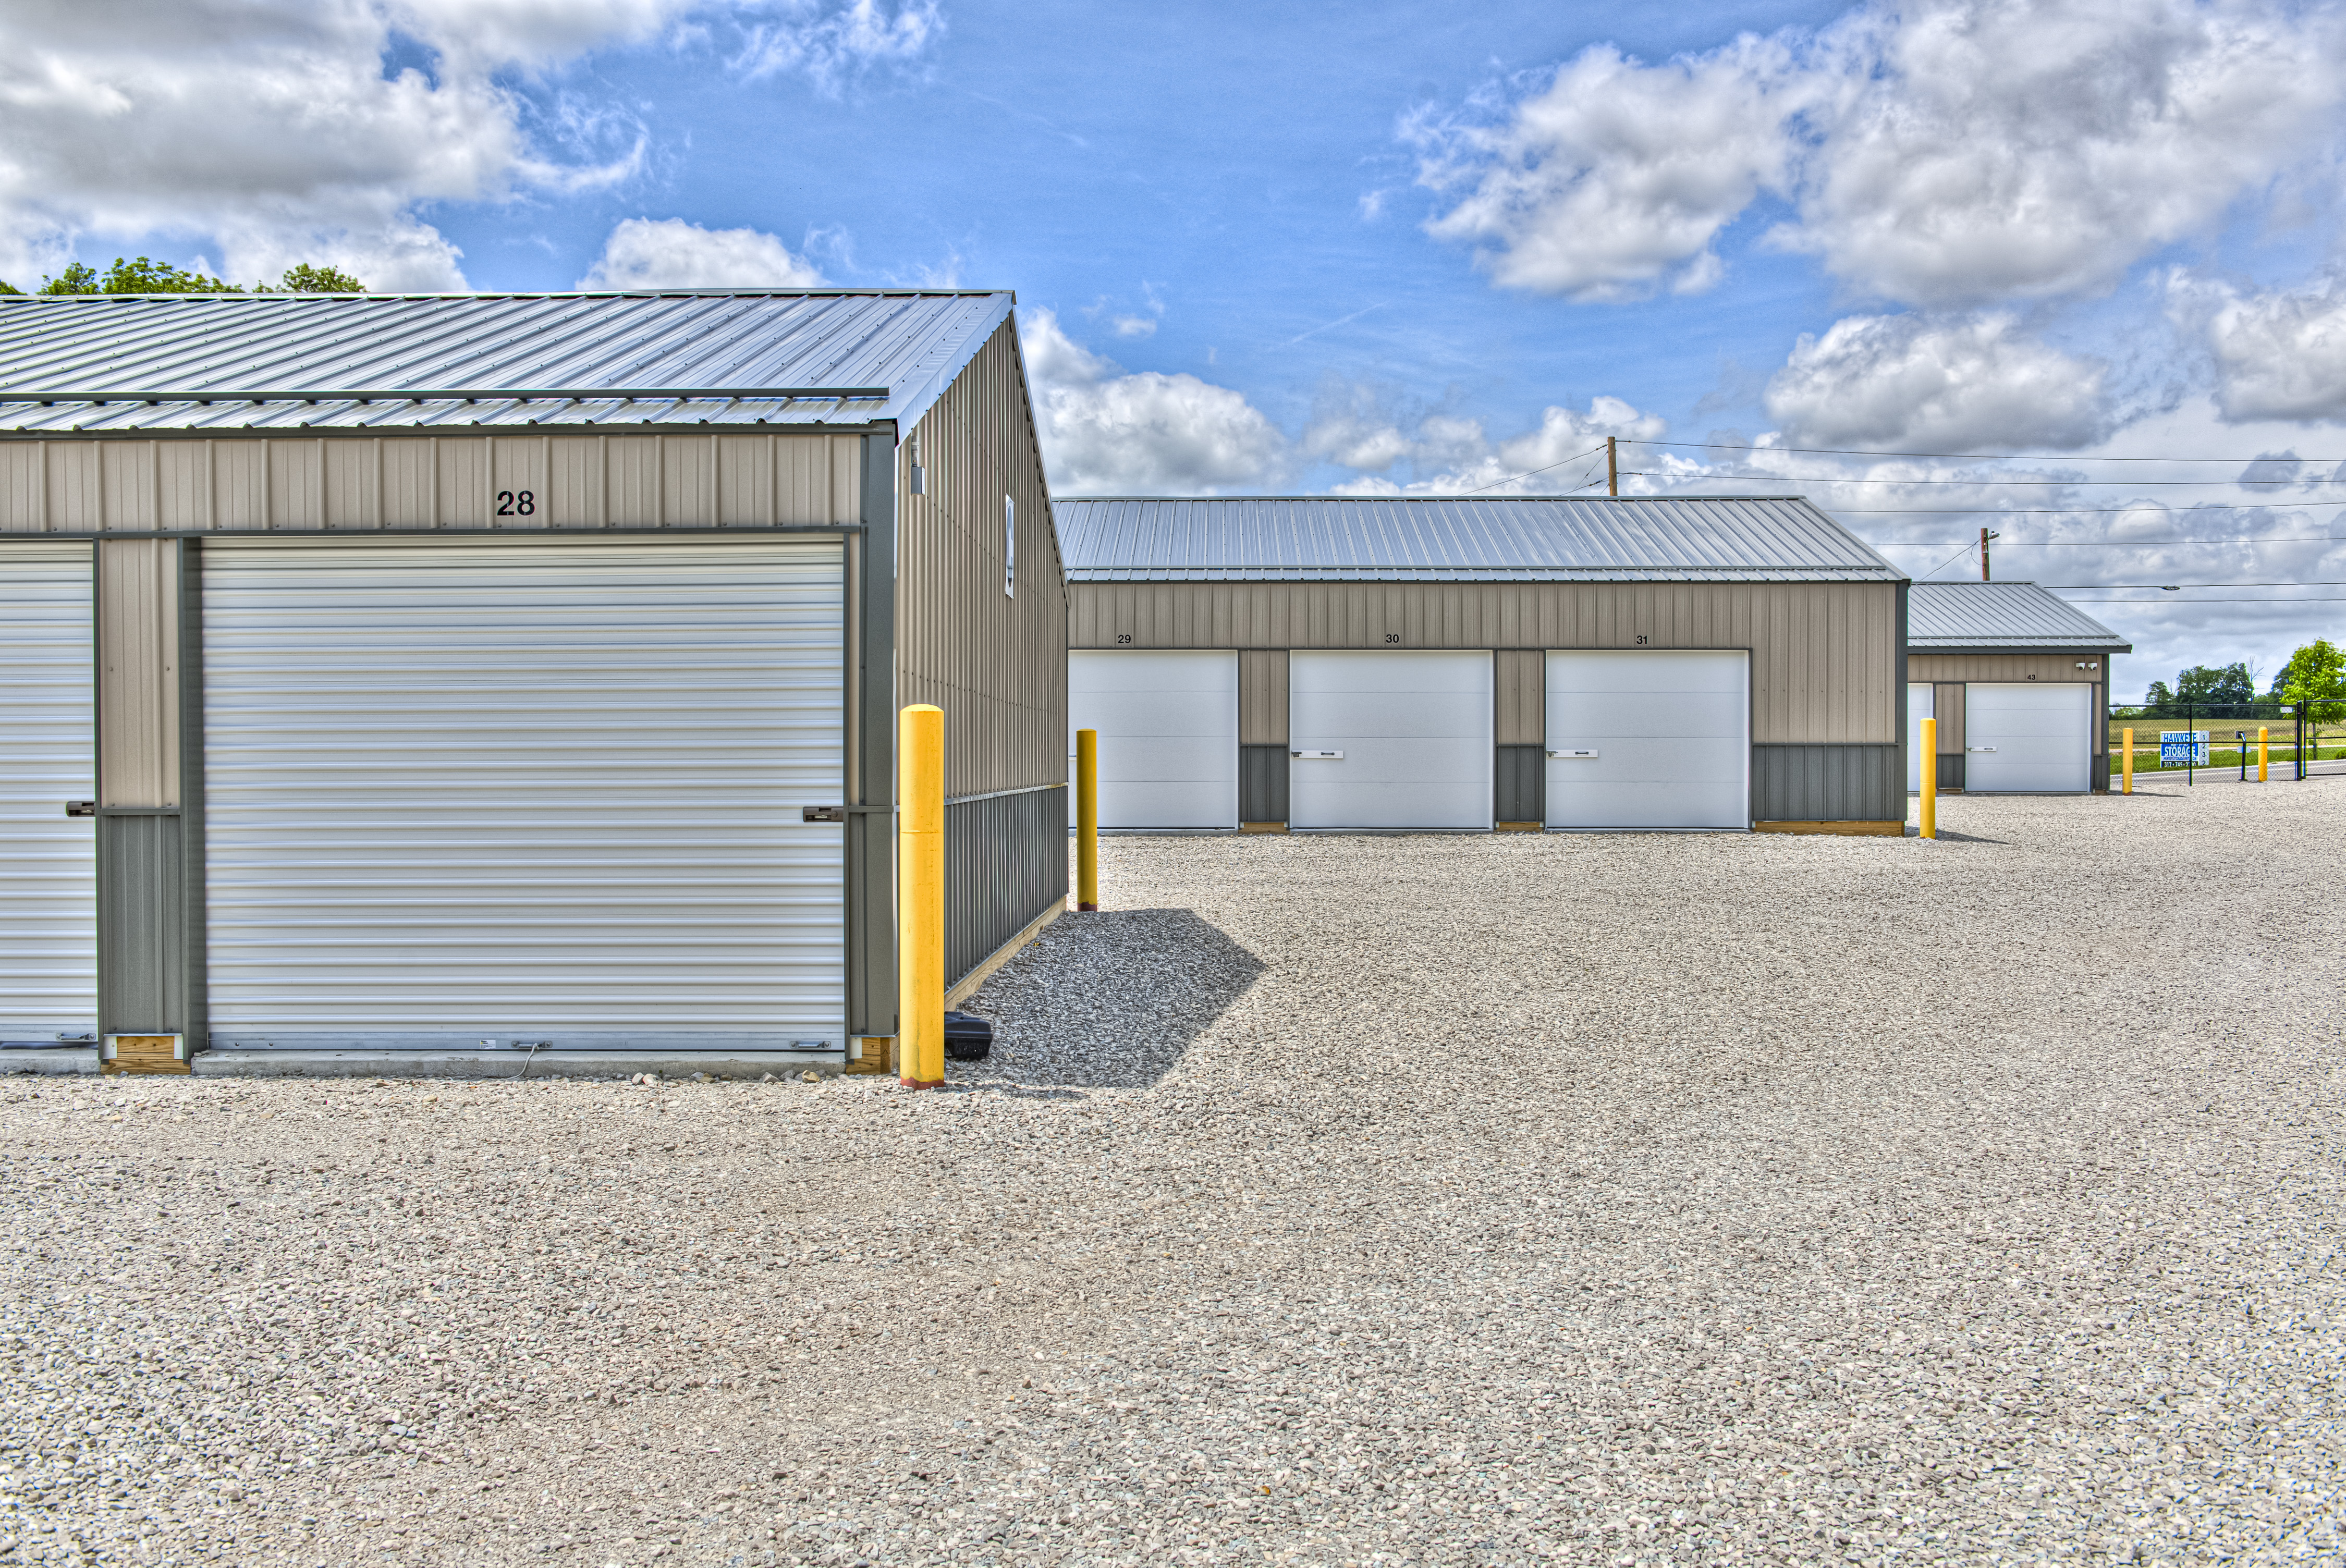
[1966,683,2090,792]
[1546,651,1749,829]
[1068,651,1238,829]
[0,545,96,1045]
[202,538,845,1051]
[1908,682,1935,792]
[1288,652,1492,830]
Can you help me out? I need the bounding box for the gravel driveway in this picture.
[5,779,2342,1566]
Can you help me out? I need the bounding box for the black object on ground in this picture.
[944,1011,993,1062]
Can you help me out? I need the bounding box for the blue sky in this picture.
[7,0,2346,697]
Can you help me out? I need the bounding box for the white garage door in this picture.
[1068,651,1237,830]
[0,545,96,1044]
[202,538,845,1051]
[1908,682,1935,792]
[1546,651,1749,829]
[1289,651,1492,830]
[1966,683,2090,792]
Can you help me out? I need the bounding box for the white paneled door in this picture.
[1908,682,1935,792]
[1965,683,2091,792]
[1545,651,1750,829]
[0,545,96,1044]
[1287,651,1492,830]
[202,538,845,1051]
[1068,651,1238,830]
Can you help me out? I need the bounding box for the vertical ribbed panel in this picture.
[201,538,845,1049]
[1495,745,1545,823]
[97,538,180,807]
[1239,745,1289,823]
[100,814,184,1033]
[943,787,1066,988]
[0,543,96,1040]
[1751,744,1901,820]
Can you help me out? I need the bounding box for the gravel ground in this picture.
[4,778,2343,1567]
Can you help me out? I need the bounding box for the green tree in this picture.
[265,263,366,293]
[0,278,21,295]
[39,256,237,294]
[2141,679,2176,718]
[2172,662,2258,713]
[2273,639,2346,725]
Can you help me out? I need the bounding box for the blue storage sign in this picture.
[2160,730,2209,765]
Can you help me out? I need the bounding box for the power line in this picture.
[1621,470,2346,489]
[1830,503,2346,514]
[1624,438,2346,464]
[1890,536,2346,546]
[2064,595,2346,604]
[1462,444,1607,497]
[2040,581,2346,589]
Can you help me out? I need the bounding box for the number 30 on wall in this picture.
[494,490,536,517]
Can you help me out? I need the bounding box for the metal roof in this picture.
[1908,581,2131,650]
[0,288,1014,435]
[1056,495,1904,583]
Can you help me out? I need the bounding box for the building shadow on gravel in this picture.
[956,908,1266,1089]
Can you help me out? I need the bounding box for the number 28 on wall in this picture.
[494,489,536,517]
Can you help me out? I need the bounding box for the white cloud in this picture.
[1420,0,2346,309]
[2181,274,2346,422]
[1109,314,1157,339]
[1763,313,2109,450]
[1019,309,1286,495]
[1414,37,1802,302]
[579,216,823,288]
[0,1,939,292]
[1302,392,1664,494]
[731,0,940,92]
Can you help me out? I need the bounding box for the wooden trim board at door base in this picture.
[1239,822,1289,834]
[103,1034,190,1076]
[1752,820,1905,837]
[1495,821,1542,832]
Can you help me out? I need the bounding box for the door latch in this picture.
[801,805,846,823]
[65,801,95,817]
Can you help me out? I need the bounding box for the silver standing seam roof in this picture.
[1908,581,2131,650]
[1055,495,1904,583]
[0,289,1014,435]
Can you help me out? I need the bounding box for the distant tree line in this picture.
[0,258,366,296]
[2118,639,2346,725]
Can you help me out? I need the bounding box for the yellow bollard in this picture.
[1919,718,1936,839]
[898,704,945,1091]
[1076,727,1099,911]
[2122,727,2133,794]
[2259,726,2269,783]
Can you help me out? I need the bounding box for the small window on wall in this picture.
[1004,494,1016,597]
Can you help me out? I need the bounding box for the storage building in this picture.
[0,288,1066,1073]
[1060,496,1908,834]
[1906,580,2129,793]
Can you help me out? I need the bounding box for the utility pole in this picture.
[1980,526,1998,581]
[1606,437,1618,498]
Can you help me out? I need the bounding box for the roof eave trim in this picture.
[882,293,1018,437]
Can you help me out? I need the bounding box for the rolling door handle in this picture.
[1546,748,1598,759]
[1967,746,1997,753]
[65,801,95,817]
[1290,749,1342,760]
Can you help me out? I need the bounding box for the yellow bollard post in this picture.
[898,704,945,1091]
[1919,718,1936,840]
[1076,728,1099,912]
[2259,726,2269,783]
[2122,727,2133,794]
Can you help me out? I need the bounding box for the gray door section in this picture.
[200,538,847,1050]
[1545,651,1750,829]
[1965,683,2091,792]
[1068,651,1240,830]
[0,544,97,1043]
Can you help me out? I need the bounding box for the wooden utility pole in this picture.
[1980,526,1995,581]
[1606,436,1618,497]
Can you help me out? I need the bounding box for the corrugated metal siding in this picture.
[1752,745,1901,822]
[98,539,180,807]
[200,537,847,1048]
[1239,745,1289,823]
[1239,649,1288,744]
[1494,650,1543,745]
[1909,581,2129,648]
[100,814,184,1033]
[1072,580,1897,744]
[943,787,1067,988]
[0,290,1012,433]
[0,433,865,533]
[1934,684,1966,753]
[896,318,1067,800]
[1495,745,1545,823]
[0,542,97,1040]
[1909,653,2107,684]
[1058,495,1901,581]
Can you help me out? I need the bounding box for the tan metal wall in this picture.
[1907,652,2107,684]
[1932,683,1965,753]
[97,539,179,808]
[1239,650,1288,744]
[1494,650,1543,745]
[0,433,863,532]
[1070,579,1899,745]
[896,319,1067,798]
